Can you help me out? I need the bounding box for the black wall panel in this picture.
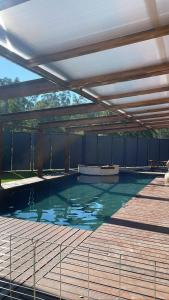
[125,137,138,166]
[97,135,112,165]
[12,132,31,170]
[70,135,83,168]
[2,131,12,171]
[2,132,169,170]
[84,134,98,165]
[34,133,51,170]
[137,138,148,166]
[148,138,160,161]
[159,139,169,160]
[112,137,125,165]
[51,134,65,169]
[43,134,51,169]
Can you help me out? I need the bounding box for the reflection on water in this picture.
[0,174,154,230]
[78,175,119,184]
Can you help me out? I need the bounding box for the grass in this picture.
[1,171,38,183]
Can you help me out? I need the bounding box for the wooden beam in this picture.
[0,79,63,100]
[130,106,169,115]
[69,62,169,89]
[70,122,141,133]
[40,114,123,129]
[85,127,147,134]
[145,119,169,124]
[133,111,169,120]
[0,0,29,11]
[150,123,169,129]
[3,124,37,131]
[0,103,104,123]
[114,97,169,110]
[99,85,169,101]
[28,25,169,66]
[141,117,169,122]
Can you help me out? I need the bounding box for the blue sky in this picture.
[0,57,40,81]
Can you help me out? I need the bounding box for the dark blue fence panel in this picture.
[112,137,125,166]
[84,134,98,165]
[33,133,51,170]
[3,132,169,171]
[137,138,148,166]
[148,138,160,161]
[98,135,112,165]
[159,139,169,161]
[2,131,12,171]
[51,134,65,169]
[12,132,31,170]
[125,137,137,166]
[43,134,51,169]
[70,134,83,168]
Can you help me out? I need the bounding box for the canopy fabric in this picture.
[0,0,169,131]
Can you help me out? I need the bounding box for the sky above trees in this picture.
[0,57,40,81]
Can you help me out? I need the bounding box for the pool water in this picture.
[0,174,154,230]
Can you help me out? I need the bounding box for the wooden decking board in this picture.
[0,221,54,256]
[97,225,169,242]
[82,240,169,263]
[51,260,169,288]
[37,278,116,300]
[8,227,78,282]
[46,268,169,298]
[91,230,169,251]
[1,224,67,273]
[62,248,166,272]
[32,230,91,283]
[88,235,169,257]
[7,229,89,286]
[60,253,169,286]
[38,276,156,300]
[0,177,169,299]
[93,230,169,251]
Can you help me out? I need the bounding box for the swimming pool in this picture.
[0,174,154,230]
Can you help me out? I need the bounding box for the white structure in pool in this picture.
[78,165,119,176]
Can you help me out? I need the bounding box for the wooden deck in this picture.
[0,177,169,299]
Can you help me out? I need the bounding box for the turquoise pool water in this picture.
[0,174,154,230]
